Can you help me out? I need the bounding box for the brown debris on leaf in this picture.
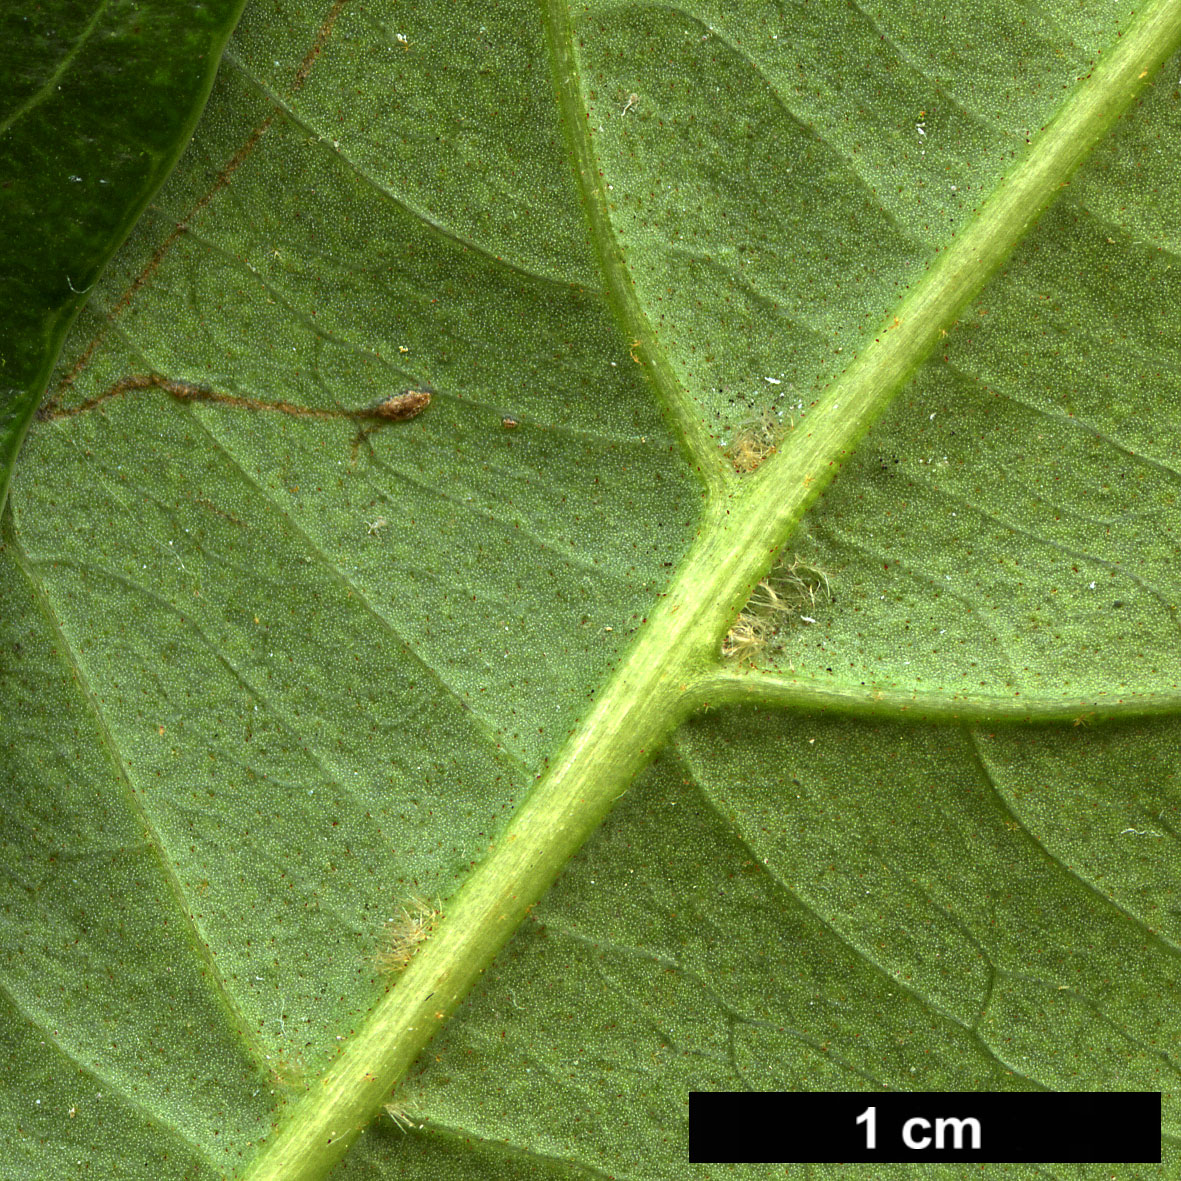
[384,1101,424,1132]
[725,405,786,474]
[722,556,833,662]
[359,389,432,421]
[376,897,441,973]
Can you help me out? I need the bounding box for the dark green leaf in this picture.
[3,1,1178,1178]
[0,0,249,512]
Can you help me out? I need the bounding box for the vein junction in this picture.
[239,1,1181,1177]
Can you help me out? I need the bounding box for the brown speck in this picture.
[363,390,431,421]
[501,417,519,429]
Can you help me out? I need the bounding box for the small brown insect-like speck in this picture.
[362,390,431,421]
[501,417,519,429]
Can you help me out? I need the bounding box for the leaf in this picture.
[0,0,251,517]
[2,1,1178,1179]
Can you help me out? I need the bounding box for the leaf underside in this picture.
[0,0,250,515]
[1,1,1179,1179]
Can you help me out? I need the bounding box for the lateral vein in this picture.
[539,0,733,494]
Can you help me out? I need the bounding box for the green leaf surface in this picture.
[2,0,1179,1179]
[0,0,250,516]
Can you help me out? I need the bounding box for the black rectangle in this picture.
[689,1091,1162,1163]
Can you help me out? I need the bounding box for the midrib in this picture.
[239,2,1181,1177]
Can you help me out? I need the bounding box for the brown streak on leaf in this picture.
[39,373,432,432]
[45,5,348,416]
[47,116,276,413]
[295,0,351,91]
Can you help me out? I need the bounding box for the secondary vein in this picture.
[690,669,1181,725]
[539,0,734,494]
[1,513,274,1075]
